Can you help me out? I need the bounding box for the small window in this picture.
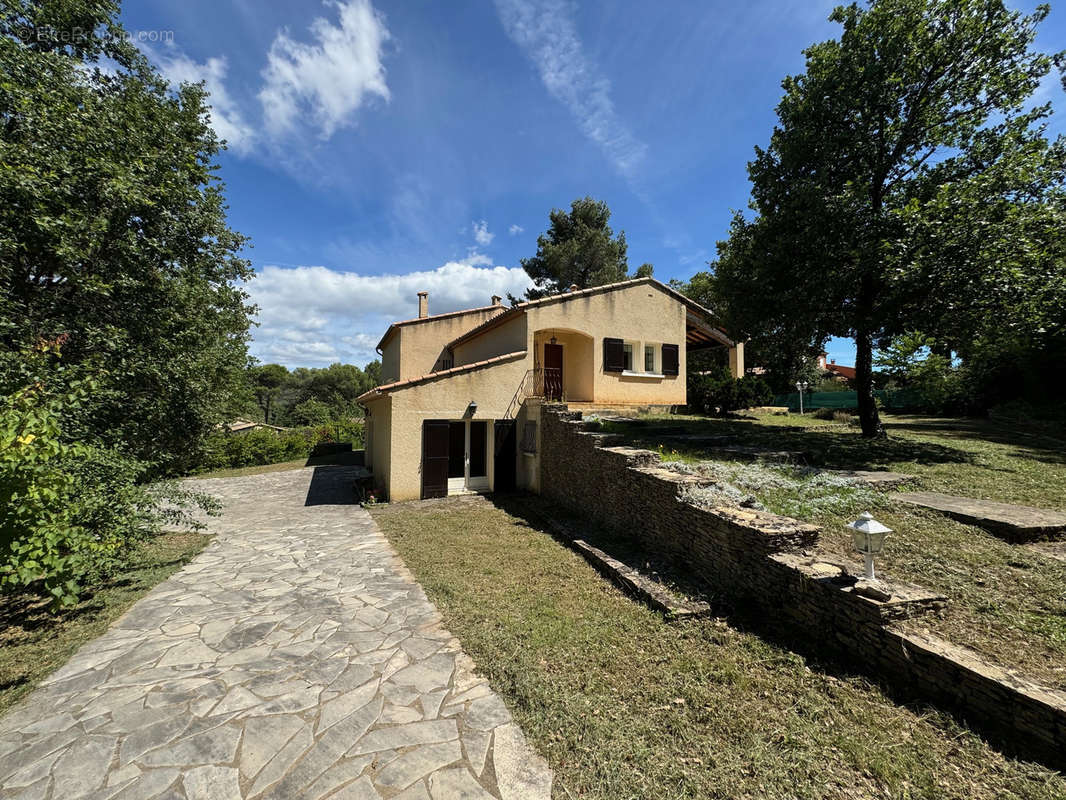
[644,344,656,372]
[521,421,537,454]
[622,343,633,371]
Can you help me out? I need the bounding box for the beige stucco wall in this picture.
[380,338,400,384]
[363,395,392,498]
[394,307,503,381]
[452,313,528,366]
[383,353,529,502]
[524,283,688,406]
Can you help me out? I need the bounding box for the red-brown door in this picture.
[421,420,450,499]
[544,343,563,400]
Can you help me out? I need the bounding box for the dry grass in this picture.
[0,531,211,717]
[600,412,1066,688]
[371,499,1066,800]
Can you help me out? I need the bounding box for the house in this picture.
[220,419,288,434]
[817,352,856,382]
[357,277,742,502]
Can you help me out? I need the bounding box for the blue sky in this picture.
[121,0,1066,369]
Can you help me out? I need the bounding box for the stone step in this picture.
[896,492,1066,542]
[827,470,913,489]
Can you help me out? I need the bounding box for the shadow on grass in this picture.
[486,490,1061,769]
[609,416,977,470]
[884,416,1066,465]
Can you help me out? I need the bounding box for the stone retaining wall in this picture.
[539,405,1066,768]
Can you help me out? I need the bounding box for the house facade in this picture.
[358,278,742,502]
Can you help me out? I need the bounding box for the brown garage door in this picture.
[421,420,450,499]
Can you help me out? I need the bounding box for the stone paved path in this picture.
[0,467,552,800]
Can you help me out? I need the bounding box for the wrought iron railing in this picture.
[504,368,558,419]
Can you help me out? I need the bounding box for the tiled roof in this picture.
[356,350,527,402]
[375,304,505,352]
[827,362,857,380]
[445,277,732,352]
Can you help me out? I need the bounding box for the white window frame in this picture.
[622,340,664,379]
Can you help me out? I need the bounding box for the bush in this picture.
[687,367,773,415]
[0,370,214,607]
[195,419,364,472]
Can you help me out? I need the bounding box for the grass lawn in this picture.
[598,412,1066,689]
[370,499,1066,800]
[0,531,210,717]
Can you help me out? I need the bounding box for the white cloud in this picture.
[508,224,524,235]
[495,0,647,177]
[146,47,256,154]
[259,0,391,139]
[471,220,495,246]
[245,258,533,367]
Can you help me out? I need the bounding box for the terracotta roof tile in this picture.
[375,304,506,352]
[357,350,527,402]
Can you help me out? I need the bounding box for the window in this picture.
[622,343,634,372]
[521,421,537,454]
[644,344,656,372]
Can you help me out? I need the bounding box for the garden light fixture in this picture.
[847,512,892,581]
[795,380,809,414]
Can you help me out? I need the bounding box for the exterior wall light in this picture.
[847,512,891,581]
[467,401,478,416]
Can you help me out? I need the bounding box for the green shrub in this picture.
[687,367,773,415]
[0,370,215,607]
[195,419,364,472]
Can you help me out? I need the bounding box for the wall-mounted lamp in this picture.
[467,400,478,416]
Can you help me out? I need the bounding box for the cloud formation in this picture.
[245,258,533,367]
[146,48,256,154]
[146,0,390,153]
[508,224,524,235]
[495,0,647,177]
[471,220,494,246]
[259,0,391,139]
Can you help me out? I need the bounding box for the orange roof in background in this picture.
[826,362,856,380]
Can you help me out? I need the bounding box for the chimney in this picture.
[491,295,502,306]
[417,291,428,319]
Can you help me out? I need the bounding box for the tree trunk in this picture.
[855,328,884,438]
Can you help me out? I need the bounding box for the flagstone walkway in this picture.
[0,467,551,800]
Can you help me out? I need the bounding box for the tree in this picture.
[251,364,289,423]
[1,0,255,472]
[519,197,644,299]
[710,0,1065,436]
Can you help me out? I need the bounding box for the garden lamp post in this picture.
[847,512,892,581]
[795,381,809,414]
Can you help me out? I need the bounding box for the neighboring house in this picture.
[817,352,856,382]
[221,419,288,434]
[357,277,742,502]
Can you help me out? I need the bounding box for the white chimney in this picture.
[417,291,428,318]
[491,295,502,306]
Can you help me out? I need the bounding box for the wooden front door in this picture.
[421,420,450,499]
[544,342,563,401]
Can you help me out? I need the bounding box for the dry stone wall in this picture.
[538,405,1066,768]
